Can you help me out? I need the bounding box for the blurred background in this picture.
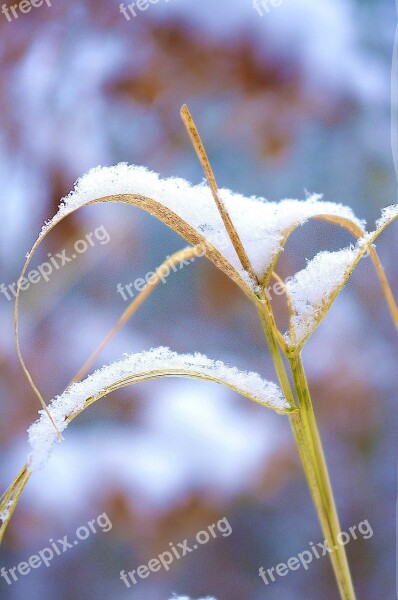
[0,0,397,598]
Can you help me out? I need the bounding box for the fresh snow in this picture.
[25,387,285,513]
[0,500,13,523]
[27,347,287,472]
[375,203,398,229]
[39,164,365,288]
[286,247,361,345]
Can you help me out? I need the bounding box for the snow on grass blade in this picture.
[41,164,365,287]
[27,347,291,472]
[286,247,361,347]
[375,203,398,229]
[285,205,398,351]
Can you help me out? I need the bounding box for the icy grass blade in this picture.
[12,170,257,437]
[0,501,13,522]
[38,164,365,291]
[37,164,258,299]
[376,203,398,228]
[255,198,365,287]
[1,347,289,540]
[272,209,398,335]
[285,205,398,351]
[28,347,291,472]
[286,247,361,347]
[14,164,368,425]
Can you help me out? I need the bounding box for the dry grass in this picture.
[1,106,397,600]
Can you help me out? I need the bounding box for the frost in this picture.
[38,164,365,288]
[27,347,287,472]
[0,500,13,523]
[375,203,398,229]
[286,247,361,345]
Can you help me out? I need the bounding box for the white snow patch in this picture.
[37,164,365,288]
[24,379,284,517]
[375,203,398,229]
[286,247,361,345]
[0,500,13,523]
[27,347,286,472]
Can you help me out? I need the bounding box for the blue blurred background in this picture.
[0,1,397,598]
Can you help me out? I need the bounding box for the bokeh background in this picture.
[0,0,397,599]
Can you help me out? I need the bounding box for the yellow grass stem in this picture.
[288,354,356,600]
[257,293,356,600]
[181,104,259,286]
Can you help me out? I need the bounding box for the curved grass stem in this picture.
[0,466,31,544]
[71,245,200,383]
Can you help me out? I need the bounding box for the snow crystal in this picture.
[375,203,398,230]
[38,164,365,288]
[0,500,13,523]
[286,247,360,345]
[27,347,287,472]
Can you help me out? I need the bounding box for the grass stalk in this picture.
[180,104,259,285]
[289,354,356,600]
[257,294,356,600]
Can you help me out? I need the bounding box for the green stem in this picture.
[289,354,356,600]
[257,300,296,409]
[257,298,356,600]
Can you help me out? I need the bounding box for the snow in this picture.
[38,164,365,289]
[23,378,285,519]
[375,203,398,229]
[27,347,287,472]
[0,500,13,523]
[286,246,361,345]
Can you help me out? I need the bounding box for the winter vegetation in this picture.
[1,105,397,600]
[27,347,289,472]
